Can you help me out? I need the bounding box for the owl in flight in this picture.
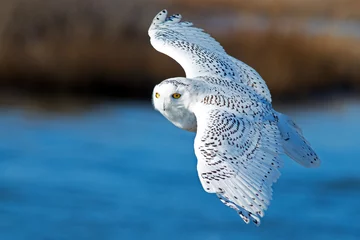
[149,10,320,226]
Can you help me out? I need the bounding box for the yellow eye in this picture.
[155,92,160,98]
[172,93,181,99]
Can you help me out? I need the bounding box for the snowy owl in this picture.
[149,10,320,226]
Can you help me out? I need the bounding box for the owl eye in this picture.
[155,92,160,98]
[172,93,181,99]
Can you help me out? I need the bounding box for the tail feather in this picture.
[276,112,321,168]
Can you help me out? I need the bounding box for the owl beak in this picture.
[162,102,166,111]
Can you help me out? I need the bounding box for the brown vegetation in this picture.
[167,0,360,19]
[0,0,359,102]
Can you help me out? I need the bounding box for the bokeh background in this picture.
[0,0,359,239]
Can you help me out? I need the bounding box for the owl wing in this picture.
[148,10,237,80]
[193,107,283,226]
[148,10,272,102]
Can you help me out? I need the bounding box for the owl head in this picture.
[152,77,198,132]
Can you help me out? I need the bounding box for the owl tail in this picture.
[275,111,321,168]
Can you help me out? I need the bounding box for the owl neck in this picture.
[163,103,197,132]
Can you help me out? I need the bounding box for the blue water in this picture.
[0,101,359,240]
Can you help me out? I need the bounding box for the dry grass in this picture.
[165,0,360,19]
[222,30,360,98]
[0,0,359,101]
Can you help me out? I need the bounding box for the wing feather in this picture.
[193,108,283,225]
[229,56,273,102]
[149,9,272,102]
[149,10,237,80]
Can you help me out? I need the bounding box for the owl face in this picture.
[152,78,197,132]
[153,81,185,111]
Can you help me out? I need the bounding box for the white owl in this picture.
[149,10,320,226]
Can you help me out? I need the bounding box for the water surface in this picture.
[0,101,359,240]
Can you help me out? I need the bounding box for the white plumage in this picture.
[150,10,320,226]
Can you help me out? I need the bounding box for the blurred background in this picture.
[0,0,359,239]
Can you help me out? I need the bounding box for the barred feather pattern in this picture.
[194,108,283,226]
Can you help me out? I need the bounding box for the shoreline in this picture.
[0,84,357,114]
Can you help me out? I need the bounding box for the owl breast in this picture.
[162,106,197,132]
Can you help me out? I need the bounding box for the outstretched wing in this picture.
[148,9,272,102]
[148,10,237,80]
[193,108,283,226]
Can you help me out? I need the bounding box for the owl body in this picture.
[149,10,320,226]
[153,76,273,133]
